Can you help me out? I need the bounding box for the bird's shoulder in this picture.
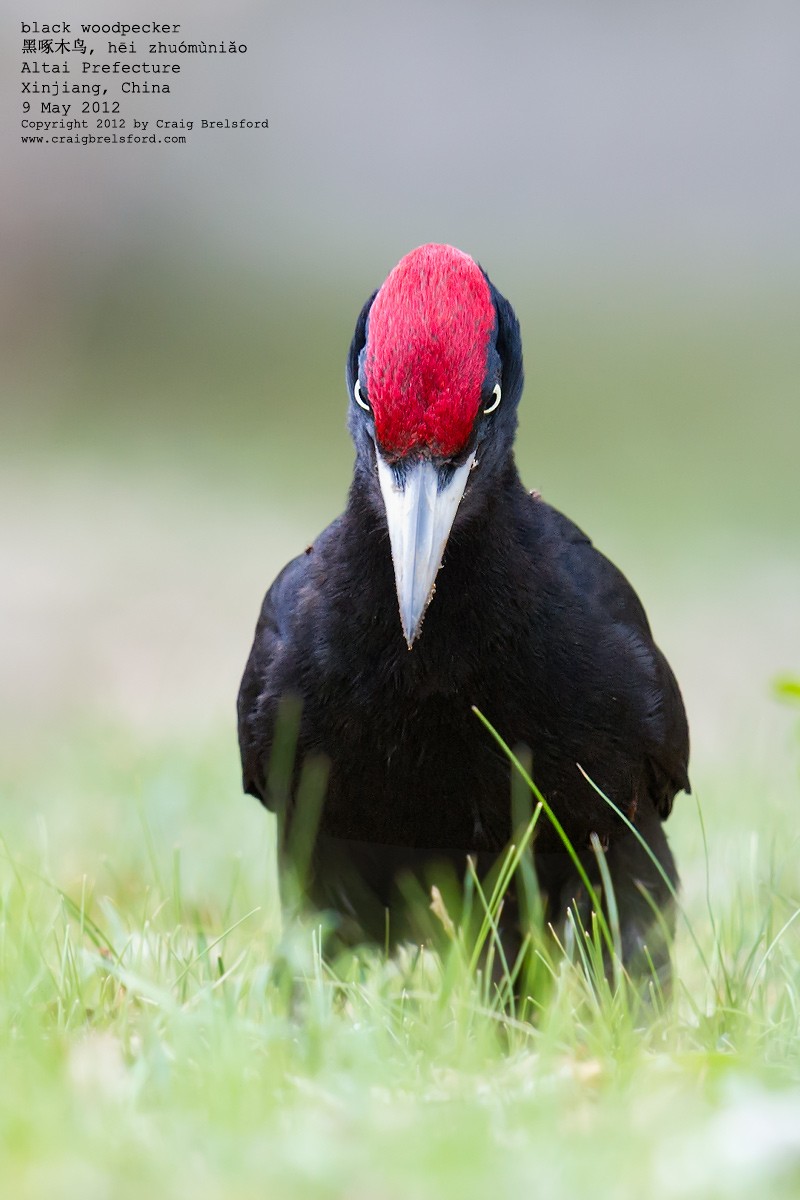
[523,497,652,635]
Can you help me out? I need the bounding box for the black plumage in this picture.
[238,246,689,977]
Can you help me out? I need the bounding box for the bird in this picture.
[238,243,690,980]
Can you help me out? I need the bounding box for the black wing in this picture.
[543,503,690,818]
[237,550,313,806]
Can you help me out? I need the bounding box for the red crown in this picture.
[365,244,495,457]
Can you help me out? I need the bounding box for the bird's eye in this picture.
[483,383,502,415]
[354,380,371,412]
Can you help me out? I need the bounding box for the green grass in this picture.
[1,705,799,1200]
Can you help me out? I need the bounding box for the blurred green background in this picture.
[2,0,799,886]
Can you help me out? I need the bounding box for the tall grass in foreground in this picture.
[0,698,799,1198]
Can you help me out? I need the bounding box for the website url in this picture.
[21,134,187,145]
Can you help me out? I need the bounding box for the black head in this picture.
[344,245,525,644]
